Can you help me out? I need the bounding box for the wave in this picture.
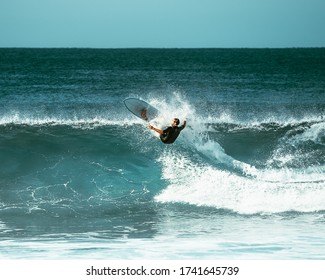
[1,93,324,215]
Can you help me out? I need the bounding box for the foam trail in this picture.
[155,152,325,214]
[149,92,258,176]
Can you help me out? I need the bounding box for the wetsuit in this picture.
[160,124,185,144]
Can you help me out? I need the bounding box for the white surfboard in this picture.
[123,97,159,122]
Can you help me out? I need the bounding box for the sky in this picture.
[1,0,325,48]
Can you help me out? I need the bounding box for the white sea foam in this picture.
[0,111,143,128]
[289,122,325,146]
[155,152,325,214]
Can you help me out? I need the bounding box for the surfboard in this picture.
[123,97,159,121]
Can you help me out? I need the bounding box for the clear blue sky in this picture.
[1,0,324,48]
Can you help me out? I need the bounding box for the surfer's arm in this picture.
[182,120,187,129]
[148,124,163,135]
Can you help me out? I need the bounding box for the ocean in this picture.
[0,48,324,259]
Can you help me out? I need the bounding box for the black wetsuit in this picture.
[160,124,185,144]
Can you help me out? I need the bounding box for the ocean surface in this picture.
[0,48,324,259]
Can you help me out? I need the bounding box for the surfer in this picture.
[149,118,186,144]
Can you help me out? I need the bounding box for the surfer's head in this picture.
[172,118,180,126]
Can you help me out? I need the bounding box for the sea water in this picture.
[0,48,324,259]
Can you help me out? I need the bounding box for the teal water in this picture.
[0,48,324,259]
